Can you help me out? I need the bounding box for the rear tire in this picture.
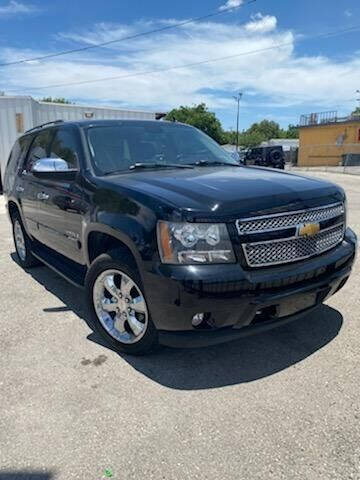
[85,248,159,355]
[12,212,40,268]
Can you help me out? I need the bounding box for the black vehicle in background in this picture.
[244,146,285,169]
[3,119,357,355]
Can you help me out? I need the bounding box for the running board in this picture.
[31,242,86,288]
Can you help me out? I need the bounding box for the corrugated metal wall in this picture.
[0,96,35,178]
[35,101,155,124]
[0,96,156,179]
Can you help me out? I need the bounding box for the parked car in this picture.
[4,120,357,354]
[244,146,285,169]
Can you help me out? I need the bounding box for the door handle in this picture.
[16,186,24,193]
[37,192,50,201]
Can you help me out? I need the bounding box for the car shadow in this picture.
[12,253,344,390]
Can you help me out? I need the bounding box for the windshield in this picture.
[86,122,236,175]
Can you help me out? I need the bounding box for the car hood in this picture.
[103,166,344,219]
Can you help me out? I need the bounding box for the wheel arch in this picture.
[7,200,20,221]
[7,199,30,235]
[85,225,143,273]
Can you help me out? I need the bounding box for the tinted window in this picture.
[26,130,53,171]
[7,141,22,174]
[49,128,80,170]
[4,136,31,191]
[7,137,30,173]
[86,122,235,175]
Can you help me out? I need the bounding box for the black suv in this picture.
[244,146,285,169]
[4,120,357,354]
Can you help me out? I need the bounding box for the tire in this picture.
[85,248,159,355]
[269,149,282,162]
[12,212,40,268]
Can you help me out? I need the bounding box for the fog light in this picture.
[192,313,205,327]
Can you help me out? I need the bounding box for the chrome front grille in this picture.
[243,223,344,267]
[236,203,344,235]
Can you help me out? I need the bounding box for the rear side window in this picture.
[4,136,30,191]
[7,141,22,174]
[6,137,29,173]
[26,130,53,172]
[49,128,80,170]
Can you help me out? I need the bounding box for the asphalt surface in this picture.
[0,171,359,480]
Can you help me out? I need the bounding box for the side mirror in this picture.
[31,158,77,180]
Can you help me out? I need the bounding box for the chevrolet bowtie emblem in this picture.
[297,223,320,237]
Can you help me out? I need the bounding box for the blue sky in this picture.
[0,0,359,130]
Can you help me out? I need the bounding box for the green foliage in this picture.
[352,107,360,116]
[285,124,299,139]
[238,132,264,149]
[40,96,73,104]
[224,120,298,147]
[247,120,283,142]
[165,103,226,144]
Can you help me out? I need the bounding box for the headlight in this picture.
[157,221,236,264]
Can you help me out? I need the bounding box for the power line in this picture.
[14,43,295,90]
[9,24,360,93]
[0,0,256,67]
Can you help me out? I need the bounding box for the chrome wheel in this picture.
[93,269,148,344]
[14,220,26,262]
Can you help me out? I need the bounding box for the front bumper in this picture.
[143,228,357,347]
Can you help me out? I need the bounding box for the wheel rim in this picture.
[93,269,149,344]
[14,220,26,262]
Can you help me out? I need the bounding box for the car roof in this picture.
[23,119,186,137]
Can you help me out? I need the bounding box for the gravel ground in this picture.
[0,171,359,480]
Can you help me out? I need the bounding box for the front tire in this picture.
[85,249,158,355]
[12,212,40,268]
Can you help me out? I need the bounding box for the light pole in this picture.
[356,90,360,110]
[233,92,243,153]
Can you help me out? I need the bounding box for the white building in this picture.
[0,95,158,178]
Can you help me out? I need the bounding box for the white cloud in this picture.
[344,9,352,17]
[245,13,277,33]
[219,0,243,12]
[0,14,359,126]
[0,1,38,16]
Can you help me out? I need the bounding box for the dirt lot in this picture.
[0,171,359,480]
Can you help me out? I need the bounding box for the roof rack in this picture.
[25,119,64,134]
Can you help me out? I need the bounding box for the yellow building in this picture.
[298,113,360,166]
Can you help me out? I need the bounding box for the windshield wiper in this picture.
[129,163,194,170]
[192,160,240,167]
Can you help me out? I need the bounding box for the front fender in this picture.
[83,221,148,269]
[82,185,161,274]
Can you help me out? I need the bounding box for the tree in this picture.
[224,120,299,146]
[40,97,73,104]
[247,120,283,142]
[238,131,264,149]
[165,103,226,144]
[285,124,299,139]
[224,129,237,145]
[352,107,360,116]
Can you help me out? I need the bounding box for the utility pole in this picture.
[356,90,360,110]
[233,92,243,153]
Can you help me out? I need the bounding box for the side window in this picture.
[7,141,22,173]
[26,130,53,172]
[49,128,80,170]
[6,137,28,174]
[4,136,30,191]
